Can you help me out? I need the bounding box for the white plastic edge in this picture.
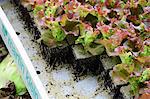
[0,7,49,99]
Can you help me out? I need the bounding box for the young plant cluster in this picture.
[22,0,150,97]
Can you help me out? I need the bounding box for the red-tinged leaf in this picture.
[105,0,119,9]
[127,36,144,52]
[136,56,150,64]
[62,20,80,36]
[60,14,68,26]
[21,0,34,6]
[99,39,118,56]
[22,0,46,5]
[95,5,108,17]
[93,29,100,36]
[145,81,150,89]
[140,93,150,99]
[114,0,120,8]
[40,29,56,47]
[35,0,46,4]
[64,1,79,12]
[37,10,45,18]
[110,29,128,46]
[114,46,126,54]
[100,25,113,39]
[112,63,131,80]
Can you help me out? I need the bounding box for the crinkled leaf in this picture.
[63,20,80,32]
[100,25,113,39]
[140,45,150,57]
[130,4,144,16]
[76,31,96,46]
[52,22,66,41]
[87,44,104,55]
[0,55,26,95]
[84,33,96,45]
[79,8,89,18]
[41,30,56,47]
[138,0,148,6]
[33,5,44,15]
[84,13,98,28]
[119,52,133,65]
[112,64,130,80]
[136,56,150,64]
[99,39,117,54]
[128,77,140,95]
[139,68,150,82]
[45,6,57,17]
[76,37,84,45]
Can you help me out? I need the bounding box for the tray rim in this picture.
[0,6,49,99]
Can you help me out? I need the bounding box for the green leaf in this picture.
[112,64,130,80]
[33,5,44,15]
[140,45,150,56]
[138,0,148,6]
[122,0,128,3]
[52,23,66,41]
[119,52,133,65]
[45,6,57,16]
[78,7,90,18]
[76,24,96,46]
[118,22,127,29]
[99,39,116,53]
[40,29,56,46]
[0,55,26,95]
[101,26,114,39]
[139,68,150,82]
[100,0,105,3]
[87,44,104,55]
[128,77,140,95]
[84,33,96,45]
[75,37,84,44]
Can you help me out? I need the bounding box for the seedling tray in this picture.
[0,1,130,99]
